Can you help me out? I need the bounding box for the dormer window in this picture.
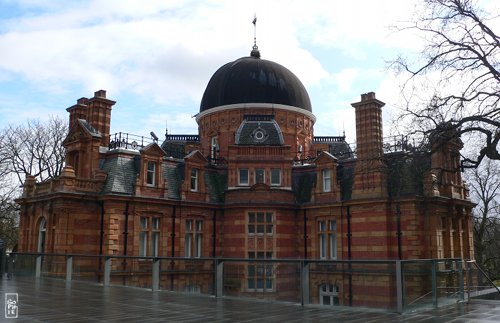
[322,169,331,192]
[190,168,199,192]
[147,161,156,186]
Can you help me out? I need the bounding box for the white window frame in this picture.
[322,168,331,192]
[146,161,156,186]
[318,220,337,259]
[247,251,274,291]
[185,219,203,258]
[239,169,249,186]
[139,217,148,257]
[319,284,339,306]
[190,168,199,192]
[270,169,281,186]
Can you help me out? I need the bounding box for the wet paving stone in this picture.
[1,276,499,322]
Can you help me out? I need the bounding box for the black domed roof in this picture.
[200,56,312,113]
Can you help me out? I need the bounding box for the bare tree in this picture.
[0,186,19,250]
[393,0,500,169]
[0,116,67,250]
[464,158,500,280]
[1,116,67,186]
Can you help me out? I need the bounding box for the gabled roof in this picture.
[140,143,166,157]
[184,150,207,163]
[64,119,101,144]
[315,151,338,164]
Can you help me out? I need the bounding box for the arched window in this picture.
[37,218,47,253]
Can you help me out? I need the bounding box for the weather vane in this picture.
[251,14,260,58]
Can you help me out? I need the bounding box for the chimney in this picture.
[351,92,387,199]
[66,97,88,128]
[86,90,116,147]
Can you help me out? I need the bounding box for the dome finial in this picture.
[251,14,260,58]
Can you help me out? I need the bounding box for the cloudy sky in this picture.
[0,0,427,143]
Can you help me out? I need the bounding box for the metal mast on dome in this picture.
[251,14,260,58]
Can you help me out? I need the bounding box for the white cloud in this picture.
[0,0,433,138]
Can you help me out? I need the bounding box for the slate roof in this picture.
[292,166,317,204]
[235,119,284,145]
[78,119,101,138]
[101,155,138,195]
[163,163,183,200]
[327,141,354,160]
[204,168,228,203]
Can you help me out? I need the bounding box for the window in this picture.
[248,252,274,291]
[239,169,249,186]
[146,161,156,186]
[248,212,273,235]
[139,216,160,257]
[318,220,337,259]
[185,284,201,294]
[271,169,281,186]
[319,284,339,306]
[152,217,160,257]
[322,169,331,192]
[190,168,199,192]
[37,218,47,253]
[185,219,203,257]
[211,137,218,161]
[255,168,265,184]
[139,217,148,257]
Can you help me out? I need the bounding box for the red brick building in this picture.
[17,45,474,307]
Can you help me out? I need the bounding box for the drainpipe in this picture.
[396,202,402,260]
[347,205,353,307]
[98,200,105,281]
[122,201,130,275]
[303,209,307,259]
[170,205,176,290]
[212,209,217,257]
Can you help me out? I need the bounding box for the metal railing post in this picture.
[466,260,472,302]
[457,259,464,301]
[35,254,42,278]
[432,260,438,308]
[66,255,73,282]
[301,261,310,306]
[104,257,111,286]
[396,260,403,313]
[152,258,160,291]
[216,259,223,298]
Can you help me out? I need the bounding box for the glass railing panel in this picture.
[158,258,215,295]
[72,255,101,283]
[402,260,434,312]
[309,260,397,311]
[222,260,301,303]
[465,260,500,300]
[10,254,37,277]
[435,259,462,306]
[40,255,66,279]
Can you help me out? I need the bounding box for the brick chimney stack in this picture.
[351,92,387,199]
[66,97,89,128]
[85,90,116,147]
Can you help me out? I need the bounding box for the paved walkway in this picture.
[1,276,500,322]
